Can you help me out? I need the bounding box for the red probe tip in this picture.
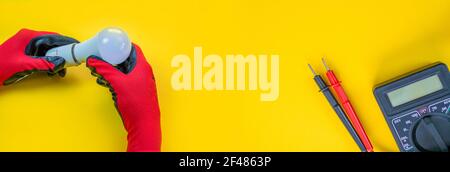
[321,58,330,71]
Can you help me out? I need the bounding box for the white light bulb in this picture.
[45,27,132,66]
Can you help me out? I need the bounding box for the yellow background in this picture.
[0,0,449,152]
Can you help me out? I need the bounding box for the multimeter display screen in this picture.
[387,74,443,107]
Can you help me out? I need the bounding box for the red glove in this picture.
[0,29,79,86]
[86,44,161,152]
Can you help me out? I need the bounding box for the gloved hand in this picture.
[86,44,161,152]
[0,29,79,86]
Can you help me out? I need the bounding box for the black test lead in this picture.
[308,64,367,152]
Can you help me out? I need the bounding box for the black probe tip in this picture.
[308,64,318,76]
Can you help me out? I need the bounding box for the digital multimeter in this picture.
[374,63,450,152]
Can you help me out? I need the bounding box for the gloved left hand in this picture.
[0,29,79,86]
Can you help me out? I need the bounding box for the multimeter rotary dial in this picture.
[411,113,450,152]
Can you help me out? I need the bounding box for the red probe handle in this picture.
[326,70,374,152]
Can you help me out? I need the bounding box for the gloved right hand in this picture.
[86,44,161,152]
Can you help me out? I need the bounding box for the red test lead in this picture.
[321,58,374,152]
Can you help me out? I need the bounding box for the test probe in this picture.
[308,64,367,152]
[321,59,374,152]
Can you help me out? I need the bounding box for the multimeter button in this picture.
[411,114,450,152]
